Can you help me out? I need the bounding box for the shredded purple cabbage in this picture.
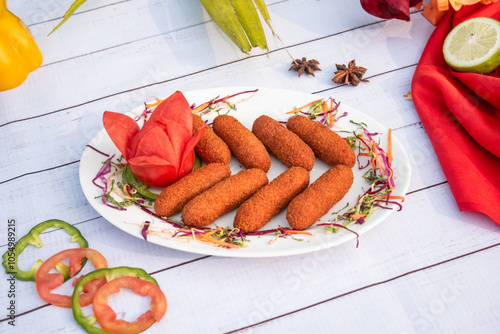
[86,145,110,157]
[141,221,151,240]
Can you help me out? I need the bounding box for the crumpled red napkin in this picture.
[411,3,500,225]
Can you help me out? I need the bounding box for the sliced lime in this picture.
[443,17,500,74]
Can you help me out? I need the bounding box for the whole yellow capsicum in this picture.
[0,0,43,91]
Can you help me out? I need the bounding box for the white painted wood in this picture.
[1,0,499,333]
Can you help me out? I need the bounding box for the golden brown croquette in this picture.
[181,169,268,227]
[252,115,315,171]
[212,115,271,172]
[286,164,354,230]
[192,114,231,165]
[286,115,356,168]
[234,166,310,233]
[154,163,231,217]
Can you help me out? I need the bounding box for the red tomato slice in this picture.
[35,248,108,308]
[103,111,140,161]
[93,276,167,334]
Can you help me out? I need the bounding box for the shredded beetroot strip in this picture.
[140,207,185,229]
[141,221,151,240]
[86,144,110,157]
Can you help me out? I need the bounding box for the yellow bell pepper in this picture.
[0,0,43,91]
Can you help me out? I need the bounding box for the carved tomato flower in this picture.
[103,91,204,187]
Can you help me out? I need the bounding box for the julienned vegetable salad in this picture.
[91,90,405,249]
[2,220,167,334]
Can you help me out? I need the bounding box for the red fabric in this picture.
[411,3,500,224]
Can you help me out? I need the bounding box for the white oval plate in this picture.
[79,87,411,258]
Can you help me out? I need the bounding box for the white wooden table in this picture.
[2,1,500,333]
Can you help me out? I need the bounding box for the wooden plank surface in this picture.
[1,0,500,333]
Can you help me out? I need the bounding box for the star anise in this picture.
[332,59,368,86]
[289,57,321,77]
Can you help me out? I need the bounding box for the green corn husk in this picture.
[201,0,272,53]
[49,0,87,35]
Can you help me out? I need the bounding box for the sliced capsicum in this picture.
[93,276,167,334]
[72,267,167,334]
[0,0,43,91]
[35,248,108,308]
[2,219,88,281]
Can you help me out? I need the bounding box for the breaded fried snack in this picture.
[193,114,231,165]
[286,164,354,230]
[154,163,231,217]
[181,169,268,227]
[234,166,310,233]
[252,115,315,171]
[286,115,356,168]
[212,115,271,172]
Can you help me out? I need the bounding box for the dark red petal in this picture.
[360,0,411,21]
[102,111,140,160]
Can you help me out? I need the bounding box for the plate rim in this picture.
[79,86,411,258]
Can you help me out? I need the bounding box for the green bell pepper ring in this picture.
[72,266,162,334]
[193,152,202,171]
[122,165,157,202]
[2,219,88,281]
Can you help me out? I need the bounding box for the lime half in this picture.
[443,17,500,74]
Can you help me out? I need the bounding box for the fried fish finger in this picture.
[181,169,268,227]
[252,115,315,171]
[193,114,231,165]
[286,115,356,168]
[154,163,231,217]
[212,115,271,172]
[234,166,310,233]
[286,164,354,230]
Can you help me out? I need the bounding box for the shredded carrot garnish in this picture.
[281,229,313,236]
[191,102,210,114]
[123,184,130,196]
[145,98,164,108]
[372,194,405,201]
[286,99,323,114]
[198,235,239,249]
[199,227,223,238]
[350,213,367,220]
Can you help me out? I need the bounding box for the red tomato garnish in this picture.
[103,91,204,187]
[93,276,167,334]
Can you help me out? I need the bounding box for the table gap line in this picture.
[27,0,132,28]
[0,160,80,185]
[223,240,500,334]
[0,60,418,129]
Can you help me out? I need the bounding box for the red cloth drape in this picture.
[411,3,500,224]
